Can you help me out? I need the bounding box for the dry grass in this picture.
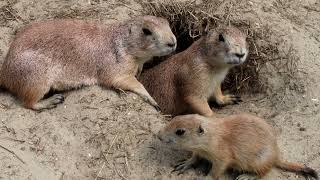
[51,1,135,20]
[0,0,23,26]
[52,6,112,20]
[139,0,298,93]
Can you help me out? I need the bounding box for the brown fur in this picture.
[140,26,248,117]
[0,16,176,110]
[158,114,318,180]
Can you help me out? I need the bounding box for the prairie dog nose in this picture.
[167,42,176,48]
[235,53,245,59]
[167,36,177,49]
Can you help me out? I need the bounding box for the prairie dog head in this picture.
[128,16,176,60]
[201,26,248,66]
[157,114,208,150]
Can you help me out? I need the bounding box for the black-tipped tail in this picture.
[276,160,318,179]
[301,166,318,180]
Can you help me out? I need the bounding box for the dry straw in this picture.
[139,0,298,93]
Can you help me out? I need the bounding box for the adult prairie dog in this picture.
[140,26,248,116]
[0,16,176,110]
[158,114,318,180]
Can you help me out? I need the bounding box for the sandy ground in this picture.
[0,0,319,180]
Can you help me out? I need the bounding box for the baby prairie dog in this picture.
[140,26,248,117]
[158,114,318,180]
[0,16,176,110]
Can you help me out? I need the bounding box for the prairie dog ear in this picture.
[201,19,210,36]
[129,22,143,35]
[129,23,137,34]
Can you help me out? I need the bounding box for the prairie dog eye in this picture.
[175,128,185,136]
[142,28,152,36]
[219,34,225,42]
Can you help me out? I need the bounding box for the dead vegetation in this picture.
[0,0,23,26]
[139,0,299,93]
[51,1,137,21]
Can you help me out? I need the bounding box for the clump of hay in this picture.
[139,0,298,93]
[53,7,105,19]
[0,0,23,26]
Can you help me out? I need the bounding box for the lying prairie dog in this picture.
[140,25,248,117]
[158,114,318,180]
[0,16,176,110]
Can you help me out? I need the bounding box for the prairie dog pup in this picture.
[0,16,176,110]
[158,114,318,180]
[140,26,248,117]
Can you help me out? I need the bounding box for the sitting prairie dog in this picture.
[140,26,248,117]
[0,16,176,110]
[158,114,319,180]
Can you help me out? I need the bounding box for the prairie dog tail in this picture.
[276,160,318,179]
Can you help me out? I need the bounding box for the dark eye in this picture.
[175,128,185,136]
[219,34,225,42]
[198,125,204,135]
[142,28,152,36]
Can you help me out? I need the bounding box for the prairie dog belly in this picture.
[50,64,98,91]
[202,68,229,98]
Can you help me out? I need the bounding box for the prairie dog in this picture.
[158,114,318,180]
[140,26,248,117]
[0,16,176,110]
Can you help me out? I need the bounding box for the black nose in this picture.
[235,53,245,59]
[167,42,176,48]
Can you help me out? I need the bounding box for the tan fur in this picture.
[158,114,318,180]
[140,26,248,117]
[0,16,176,110]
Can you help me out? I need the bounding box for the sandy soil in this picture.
[0,0,319,180]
